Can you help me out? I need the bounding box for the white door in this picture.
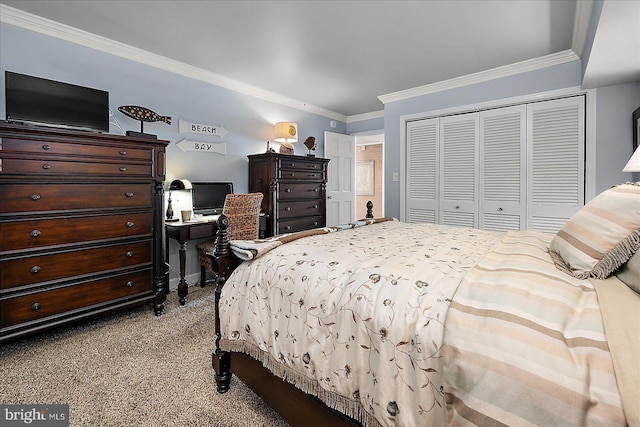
[325,131,356,226]
[406,118,439,223]
[479,105,527,232]
[527,96,585,233]
[440,113,479,228]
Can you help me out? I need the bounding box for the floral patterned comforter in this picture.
[218,221,502,426]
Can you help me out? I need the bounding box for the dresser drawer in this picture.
[278,200,323,218]
[0,157,152,177]
[0,269,153,328]
[0,183,152,213]
[278,168,324,181]
[0,213,152,252]
[278,157,324,173]
[277,183,323,200]
[277,216,324,234]
[0,137,152,161]
[1,240,152,289]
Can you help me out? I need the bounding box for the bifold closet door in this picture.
[439,113,479,228]
[479,105,526,232]
[527,96,585,233]
[406,118,439,223]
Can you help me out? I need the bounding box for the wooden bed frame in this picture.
[208,203,374,427]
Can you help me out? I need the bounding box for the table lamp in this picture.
[623,146,640,172]
[275,122,298,154]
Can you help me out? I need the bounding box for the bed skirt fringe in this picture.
[221,339,382,427]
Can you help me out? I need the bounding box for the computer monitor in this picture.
[191,182,233,216]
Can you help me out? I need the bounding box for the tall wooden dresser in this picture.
[248,153,330,237]
[0,121,168,343]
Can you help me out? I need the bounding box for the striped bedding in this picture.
[219,221,627,426]
[443,230,625,426]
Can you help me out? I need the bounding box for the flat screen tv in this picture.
[5,71,110,133]
[191,182,233,216]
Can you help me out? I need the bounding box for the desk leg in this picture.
[178,241,188,305]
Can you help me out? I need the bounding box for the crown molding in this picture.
[378,49,580,105]
[572,0,594,58]
[0,4,347,122]
[346,110,384,123]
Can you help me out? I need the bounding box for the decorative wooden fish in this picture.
[118,105,172,125]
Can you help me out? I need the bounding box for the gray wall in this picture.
[382,61,640,219]
[0,22,370,288]
[594,82,640,191]
[383,61,583,219]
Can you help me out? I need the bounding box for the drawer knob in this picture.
[31,265,41,274]
[285,207,291,211]
[31,302,41,311]
[42,164,51,170]
[455,205,460,209]
[312,221,318,226]
[289,173,295,177]
[119,167,127,172]
[126,221,134,228]
[120,150,127,155]
[125,192,134,198]
[498,207,503,212]
[284,226,291,230]
[42,144,50,151]
[30,230,41,238]
[314,188,319,192]
[126,281,134,288]
[313,205,318,209]
[29,194,41,201]
[289,163,295,167]
[285,188,291,193]
[126,251,134,258]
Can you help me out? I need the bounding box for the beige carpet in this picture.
[0,286,289,426]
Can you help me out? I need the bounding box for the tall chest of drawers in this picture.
[0,121,168,343]
[248,153,329,237]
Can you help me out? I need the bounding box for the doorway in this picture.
[355,133,384,219]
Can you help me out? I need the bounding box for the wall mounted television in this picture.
[191,182,234,216]
[4,71,110,133]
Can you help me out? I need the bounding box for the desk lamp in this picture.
[166,179,192,220]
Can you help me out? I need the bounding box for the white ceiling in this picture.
[0,0,638,118]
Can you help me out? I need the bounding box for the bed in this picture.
[208,183,640,427]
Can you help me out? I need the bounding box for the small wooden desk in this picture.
[165,217,219,305]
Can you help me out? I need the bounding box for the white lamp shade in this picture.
[274,122,298,143]
[623,146,640,172]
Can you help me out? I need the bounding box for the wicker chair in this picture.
[197,192,263,286]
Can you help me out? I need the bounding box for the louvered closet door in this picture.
[406,118,439,223]
[527,96,585,233]
[479,105,526,232]
[440,113,478,228]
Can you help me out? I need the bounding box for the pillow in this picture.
[615,251,640,293]
[549,183,640,279]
